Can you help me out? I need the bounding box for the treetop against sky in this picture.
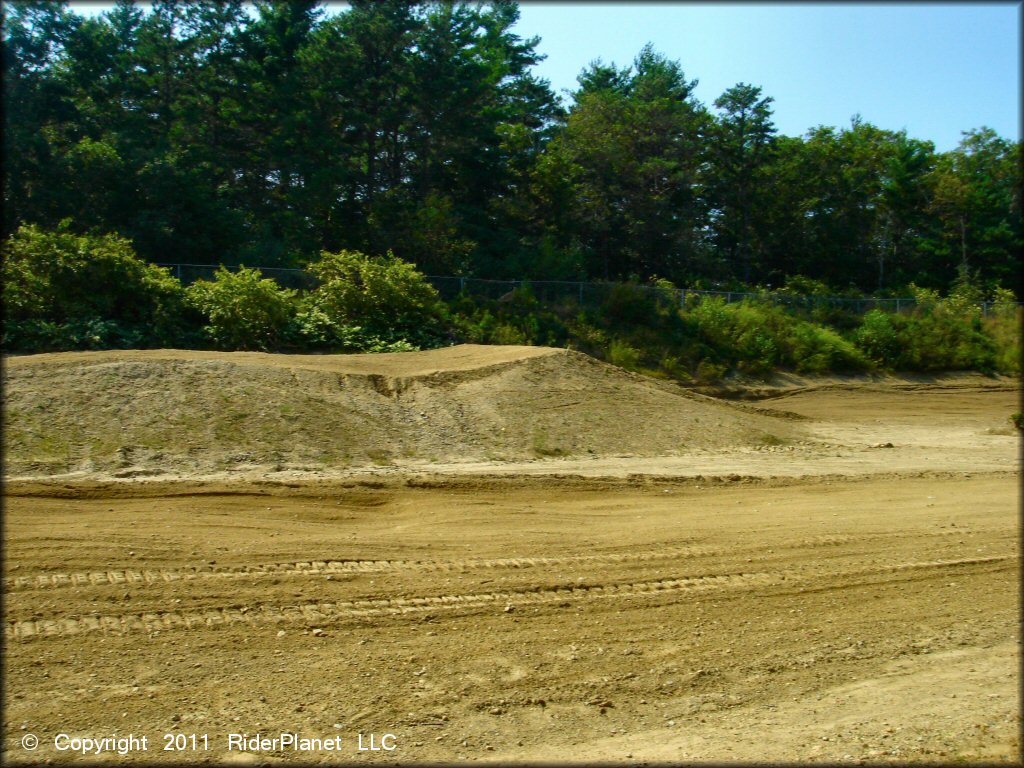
[68,0,1020,154]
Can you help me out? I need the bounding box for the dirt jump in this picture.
[2,344,1020,764]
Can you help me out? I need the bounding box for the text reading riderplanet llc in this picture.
[228,732,398,752]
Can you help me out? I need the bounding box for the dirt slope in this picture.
[2,345,799,478]
[1,351,1018,765]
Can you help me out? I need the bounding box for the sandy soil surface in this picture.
[2,346,1020,764]
[3,345,805,478]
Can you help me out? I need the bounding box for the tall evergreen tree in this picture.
[541,45,709,281]
[707,83,776,284]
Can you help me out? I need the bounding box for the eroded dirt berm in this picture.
[2,345,798,477]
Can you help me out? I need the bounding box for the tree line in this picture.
[4,0,1021,294]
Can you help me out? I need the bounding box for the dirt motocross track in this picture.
[2,345,1020,764]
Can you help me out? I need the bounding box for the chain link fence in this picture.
[156,264,1018,317]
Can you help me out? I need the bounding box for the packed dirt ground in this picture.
[2,345,1020,764]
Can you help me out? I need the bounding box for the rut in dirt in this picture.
[3,527,982,592]
[6,555,1013,642]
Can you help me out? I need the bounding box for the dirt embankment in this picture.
[2,345,800,478]
[1,345,1019,764]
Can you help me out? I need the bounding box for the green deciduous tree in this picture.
[925,128,1021,289]
[1,221,185,341]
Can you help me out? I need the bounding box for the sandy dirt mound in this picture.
[2,345,799,477]
[1,366,1018,764]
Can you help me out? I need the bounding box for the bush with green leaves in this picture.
[1,222,186,346]
[894,312,995,372]
[305,249,448,346]
[687,297,869,377]
[290,302,417,353]
[602,282,661,326]
[853,309,901,367]
[982,289,1021,375]
[2,318,148,352]
[184,266,298,351]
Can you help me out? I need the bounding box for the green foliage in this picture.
[894,312,996,372]
[4,2,1021,294]
[607,338,641,370]
[290,302,419,353]
[854,310,901,366]
[982,310,1021,376]
[908,283,941,315]
[982,288,1021,376]
[447,292,559,348]
[305,249,449,347]
[184,267,298,351]
[1,222,186,345]
[695,359,728,383]
[602,283,660,325]
[2,318,148,352]
[990,287,1020,318]
[788,324,866,375]
[776,275,834,297]
[686,297,869,378]
[943,264,986,319]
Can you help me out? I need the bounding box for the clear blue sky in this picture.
[511,2,1020,152]
[70,1,1020,152]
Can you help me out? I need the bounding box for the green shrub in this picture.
[185,266,297,351]
[896,312,995,372]
[981,288,1021,376]
[854,310,901,367]
[2,318,148,352]
[306,249,447,345]
[908,283,941,316]
[490,322,532,345]
[290,302,417,353]
[686,297,869,377]
[650,277,681,315]
[1,222,185,345]
[983,310,1021,375]
[787,323,866,374]
[608,338,641,370]
[565,314,610,353]
[695,359,727,382]
[602,282,659,325]
[776,275,834,297]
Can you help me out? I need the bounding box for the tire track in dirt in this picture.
[3,545,723,591]
[4,529,981,592]
[5,555,1013,642]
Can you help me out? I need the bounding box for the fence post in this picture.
[579,282,584,304]
[459,277,465,293]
